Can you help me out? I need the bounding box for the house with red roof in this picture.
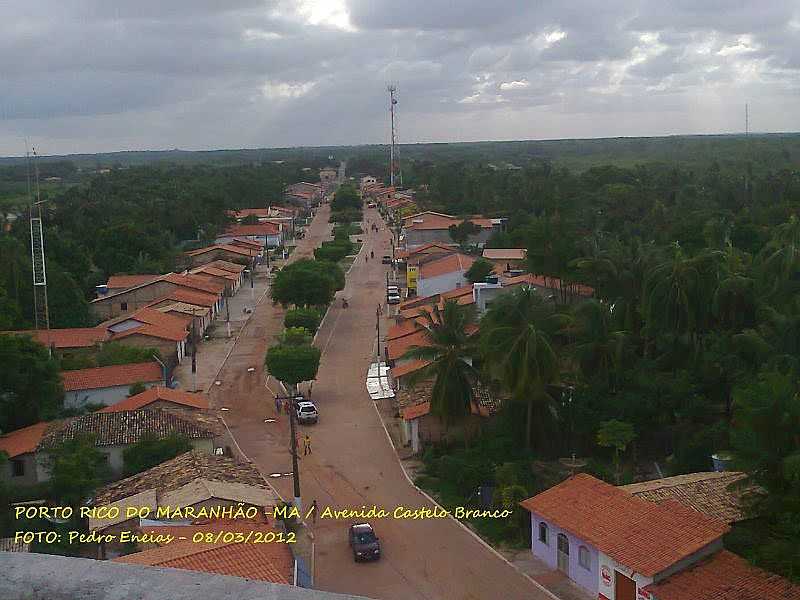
[61,362,165,410]
[520,474,734,600]
[401,211,505,249]
[98,387,208,413]
[216,222,283,248]
[0,422,54,486]
[183,243,261,269]
[416,252,476,298]
[91,273,226,320]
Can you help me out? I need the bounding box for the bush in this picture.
[284,308,322,334]
[122,435,192,476]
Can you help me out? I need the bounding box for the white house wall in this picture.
[64,381,160,410]
[417,270,467,298]
[597,552,654,600]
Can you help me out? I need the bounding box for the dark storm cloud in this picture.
[0,0,798,154]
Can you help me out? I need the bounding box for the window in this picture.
[11,459,24,477]
[579,546,590,570]
[538,522,549,545]
[120,301,128,311]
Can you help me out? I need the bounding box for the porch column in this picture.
[411,418,420,454]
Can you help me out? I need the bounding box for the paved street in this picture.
[208,205,549,600]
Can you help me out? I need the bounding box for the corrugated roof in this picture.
[99,387,209,413]
[621,472,751,524]
[520,473,730,577]
[39,410,215,449]
[61,362,163,392]
[644,550,800,600]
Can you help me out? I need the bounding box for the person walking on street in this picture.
[303,434,312,456]
[311,499,318,524]
[275,397,282,415]
[284,399,291,415]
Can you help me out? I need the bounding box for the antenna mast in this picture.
[388,85,398,187]
[745,103,749,136]
[28,147,51,347]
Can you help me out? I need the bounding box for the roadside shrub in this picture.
[284,308,322,334]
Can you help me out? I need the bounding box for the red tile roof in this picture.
[99,387,208,413]
[3,328,106,349]
[228,208,269,219]
[61,362,163,392]
[391,359,430,380]
[520,474,730,577]
[162,273,224,295]
[224,223,280,237]
[148,289,218,308]
[644,550,800,600]
[111,322,188,343]
[419,253,476,279]
[0,422,53,458]
[114,520,293,584]
[106,274,160,289]
[403,211,495,231]
[190,266,239,280]
[482,248,526,261]
[205,260,246,273]
[228,237,265,249]
[503,273,594,297]
[387,329,430,361]
[185,244,259,258]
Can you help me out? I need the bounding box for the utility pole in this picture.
[225,293,231,338]
[376,304,382,364]
[191,306,197,391]
[276,391,302,511]
[28,148,51,354]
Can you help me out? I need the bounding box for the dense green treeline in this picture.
[0,162,304,328]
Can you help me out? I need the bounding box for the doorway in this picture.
[556,533,569,575]
[614,571,636,600]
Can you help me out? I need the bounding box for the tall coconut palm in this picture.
[402,300,479,432]
[757,215,800,306]
[562,299,627,390]
[480,286,562,449]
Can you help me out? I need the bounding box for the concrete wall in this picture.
[530,514,599,596]
[0,452,38,486]
[417,270,467,298]
[0,552,373,600]
[64,381,161,410]
[92,281,178,320]
[597,551,654,600]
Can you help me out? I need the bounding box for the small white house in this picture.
[61,362,165,410]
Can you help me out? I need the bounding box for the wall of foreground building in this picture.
[0,552,374,600]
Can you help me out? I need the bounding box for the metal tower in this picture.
[28,149,51,343]
[388,85,400,187]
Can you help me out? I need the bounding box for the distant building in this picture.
[415,253,476,298]
[319,168,337,186]
[61,362,165,410]
[481,248,527,272]
[216,222,282,248]
[401,211,504,249]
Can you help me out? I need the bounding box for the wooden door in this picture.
[556,533,569,575]
[614,571,636,600]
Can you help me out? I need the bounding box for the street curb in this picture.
[368,372,562,600]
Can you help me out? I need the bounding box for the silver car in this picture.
[296,400,318,424]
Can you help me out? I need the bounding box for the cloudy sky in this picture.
[1,0,799,155]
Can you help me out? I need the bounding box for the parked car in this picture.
[296,400,318,424]
[387,293,401,305]
[381,255,392,264]
[349,523,381,561]
[386,285,399,295]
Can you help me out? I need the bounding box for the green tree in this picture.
[563,299,626,389]
[596,420,636,484]
[480,287,561,449]
[0,335,63,433]
[271,259,336,308]
[46,434,109,506]
[128,382,148,396]
[122,434,192,476]
[449,220,481,246]
[731,371,800,580]
[265,328,321,392]
[96,344,162,368]
[284,308,322,334]
[402,300,479,436]
[465,258,495,284]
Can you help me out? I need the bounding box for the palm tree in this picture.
[480,286,562,449]
[756,215,800,305]
[402,300,479,435]
[562,299,626,390]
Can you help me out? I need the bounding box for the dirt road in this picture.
[214,205,547,600]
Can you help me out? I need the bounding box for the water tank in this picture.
[95,284,108,296]
[711,452,733,472]
[484,275,499,284]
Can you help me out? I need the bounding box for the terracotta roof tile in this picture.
[644,550,800,600]
[107,274,160,289]
[419,254,476,279]
[93,451,269,506]
[224,223,280,237]
[114,520,293,584]
[111,323,188,343]
[503,273,594,297]
[3,328,107,349]
[190,266,239,280]
[228,237,265,249]
[482,248,526,261]
[99,387,209,413]
[386,329,430,361]
[39,410,215,449]
[390,359,430,380]
[61,362,163,392]
[149,289,218,308]
[0,422,54,458]
[520,474,730,577]
[205,260,246,273]
[621,472,751,523]
[162,273,224,295]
